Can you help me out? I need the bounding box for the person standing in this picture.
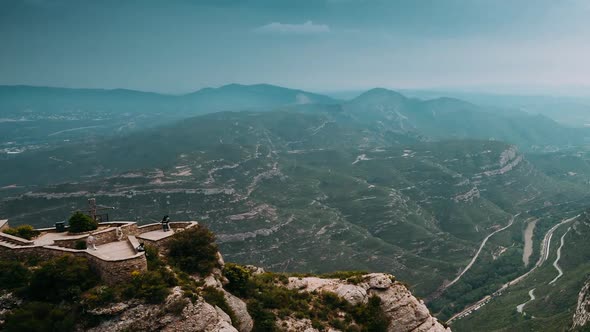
[161,215,170,231]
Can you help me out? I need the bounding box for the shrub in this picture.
[166,225,220,275]
[74,240,87,250]
[223,263,252,297]
[145,244,163,270]
[122,270,171,304]
[3,302,76,332]
[81,286,116,308]
[68,212,98,233]
[28,256,99,302]
[352,295,388,332]
[248,299,277,332]
[3,224,40,240]
[165,297,189,315]
[0,260,31,290]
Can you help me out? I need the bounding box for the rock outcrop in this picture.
[81,271,449,332]
[288,273,450,332]
[87,287,237,332]
[572,279,590,330]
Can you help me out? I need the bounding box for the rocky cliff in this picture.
[81,262,449,332]
[572,278,590,330]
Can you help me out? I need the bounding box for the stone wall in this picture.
[0,243,147,284]
[0,219,8,232]
[137,221,196,235]
[137,223,163,234]
[52,222,137,249]
[0,221,198,284]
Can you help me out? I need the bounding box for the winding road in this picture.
[516,288,536,313]
[443,213,520,291]
[549,227,571,285]
[447,214,579,324]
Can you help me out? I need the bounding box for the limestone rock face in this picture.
[223,289,254,332]
[277,317,341,332]
[86,287,238,332]
[288,273,450,332]
[572,279,590,329]
[0,292,21,325]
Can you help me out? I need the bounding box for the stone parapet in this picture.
[0,219,8,231]
[0,220,198,284]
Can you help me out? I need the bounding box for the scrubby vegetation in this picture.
[3,302,76,332]
[2,224,40,240]
[0,249,178,331]
[0,260,30,290]
[67,212,98,233]
[223,264,389,332]
[166,225,220,275]
[28,256,99,302]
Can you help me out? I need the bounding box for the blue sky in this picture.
[1,0,589,94]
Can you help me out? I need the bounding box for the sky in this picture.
[1,0,590,95]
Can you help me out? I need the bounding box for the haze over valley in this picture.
[2,1,590,331]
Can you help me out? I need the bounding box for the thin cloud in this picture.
[254,21,330,34]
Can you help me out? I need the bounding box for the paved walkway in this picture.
[34,232,85,246]
[138,229,175,241]
[89,240,136,260]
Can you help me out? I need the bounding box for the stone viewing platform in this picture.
[0,218,199,283]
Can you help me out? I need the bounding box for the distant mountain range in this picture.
[0,83,336,116]
[2,83,589,159]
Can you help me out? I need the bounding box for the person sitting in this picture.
[136,242,145,252]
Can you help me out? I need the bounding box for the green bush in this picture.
[145,244,163,270]
[68,212,98,233]
[3,302,76,332]
[3,224,40,240]
[0,260,31,290]
[28,256,99,302]
[248,299,278,332]
[122,270,171,304]
[352,295,388,332]
[74,240,87,250]
[81,286,116,308]
[165,297,189,315]
[166,225,220,275]
[223,263,252,297]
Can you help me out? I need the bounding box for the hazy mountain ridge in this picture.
[2,84,586,156]
[3,86,590,331]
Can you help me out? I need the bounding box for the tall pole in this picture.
[88,198,97,221]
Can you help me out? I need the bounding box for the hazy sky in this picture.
[1,0,589,94]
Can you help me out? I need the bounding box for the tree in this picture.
[166,225,220,275]
[68,212,98,233]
